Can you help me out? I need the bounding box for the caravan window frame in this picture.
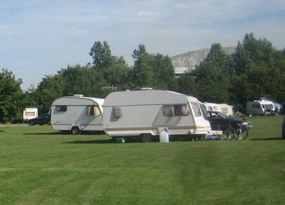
[55,105,67,112]
[87,105,101,117]
[163,104,190,117]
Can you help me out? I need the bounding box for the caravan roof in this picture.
[52,96,104,106]
[104,90,199,107]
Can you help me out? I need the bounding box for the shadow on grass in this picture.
[65,139,112,144]
[24,132,65,136]
[24,131,105,136]
[250,137,285,141]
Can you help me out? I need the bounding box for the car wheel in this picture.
[224,129,234,140]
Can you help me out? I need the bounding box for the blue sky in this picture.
[1,0,285,89]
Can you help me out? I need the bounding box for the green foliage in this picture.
[131,44,154,88]
[1,34,285,121]
[179,43,233,103]
[231,33,285,108]
[90,41,131,91]
[0,69,23,123]
[131,44,176,89]
[151,53,177,89]
[34,74,65,113]
[89,41,113,69]
[30,36,285,114]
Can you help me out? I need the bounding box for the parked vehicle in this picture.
[246,100,276,116]
[206,111,251,140]
[23,108,38,122]
[219,104,234,116]
[205,102,221,112]
[51,95,104,134]
[205,102,234,116]
[28,113,50,125]
[103,90,219,141]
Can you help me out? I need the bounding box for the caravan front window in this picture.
[199,103,208,119]
[191,102,202,117]
[55,105,67,112]
[87,105,101,117]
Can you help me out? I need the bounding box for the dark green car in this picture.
[28,113,50,125]
[206,111,251,140]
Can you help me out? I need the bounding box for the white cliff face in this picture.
[171,47,236,75]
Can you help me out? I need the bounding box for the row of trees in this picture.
[1,33,285,122]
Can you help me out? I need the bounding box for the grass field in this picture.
[0,116,284,205]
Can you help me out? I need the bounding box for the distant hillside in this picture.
[171,47,236,75]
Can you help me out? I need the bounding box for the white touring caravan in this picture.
[246,100,276,116]
[103,90,214,141]
[219,104,234,116]
[204,103,221,112]
[51,95,104,134]
[23,107,38,122]
[205,103,234,116]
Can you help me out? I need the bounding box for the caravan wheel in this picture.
[71,127,80,135]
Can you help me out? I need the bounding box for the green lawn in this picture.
[0,116,284,205]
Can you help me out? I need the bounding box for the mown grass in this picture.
[0,116,284,205]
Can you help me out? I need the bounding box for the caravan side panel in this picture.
[104,104,197,136]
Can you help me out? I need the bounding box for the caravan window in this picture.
[163,105,175,116]
[55,105,67,112]
[191,102,202,117]
[163,104,189,116]
[174,104,189,116]
[113,107,122,118]
[87,105,101,117]
[199,103,208,119]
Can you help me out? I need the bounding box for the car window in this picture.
[209,112,224,119]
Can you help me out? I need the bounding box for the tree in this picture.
[131,44,176,89]
[89,41,113,69]
[131,44,154,88]
[89,41,131,91]
[193,43,233,102]
[34,74,65,113]
[0,69,23,123]
[231,33,284,109]
[151,54,177,89]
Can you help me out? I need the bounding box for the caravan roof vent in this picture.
[73,94,84,97]
[141,87,152,90]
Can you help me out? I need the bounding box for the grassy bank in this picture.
[0,116,284,205]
